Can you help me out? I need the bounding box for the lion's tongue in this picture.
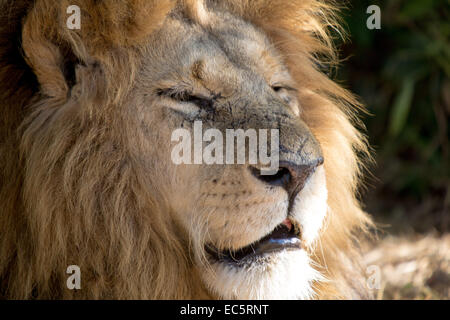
[281,218,292,231]
[265,223,292,240]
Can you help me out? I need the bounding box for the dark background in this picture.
[336,0,449,235]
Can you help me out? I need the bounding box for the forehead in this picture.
[141,10,287,83]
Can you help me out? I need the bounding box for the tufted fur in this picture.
[0,0,373,299]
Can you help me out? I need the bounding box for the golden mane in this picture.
[0,0,372,299]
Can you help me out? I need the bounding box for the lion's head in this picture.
[0,0,372,299]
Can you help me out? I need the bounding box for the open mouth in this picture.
[206,219,302,264]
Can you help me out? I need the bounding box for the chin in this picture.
[201,249,323,300]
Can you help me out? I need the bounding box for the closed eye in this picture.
[271,85,284,92]
[156,88,213,109]
[271,84,298,93]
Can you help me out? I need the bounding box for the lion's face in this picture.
[130,10,328,299]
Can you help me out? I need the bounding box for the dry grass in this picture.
[363,234,450,300]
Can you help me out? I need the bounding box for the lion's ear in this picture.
[21,0,175,100]
[21,2,89,101]
[22,10,72,100]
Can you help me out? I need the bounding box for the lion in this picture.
[0,0,373,299]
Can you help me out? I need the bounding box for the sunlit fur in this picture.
[203,250,323,300]
[0,0,373,299]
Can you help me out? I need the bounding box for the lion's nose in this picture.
[249,114,324,201]
[250,158,323,199]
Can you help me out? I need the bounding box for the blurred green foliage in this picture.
[336,0,449,233]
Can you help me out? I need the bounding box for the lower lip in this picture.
[252,237,302,256]
[208,237,302,264]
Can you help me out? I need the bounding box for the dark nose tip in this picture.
[250,157,324,199]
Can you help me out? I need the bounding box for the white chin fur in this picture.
[202,249,323,300]
[291,165,328,246]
